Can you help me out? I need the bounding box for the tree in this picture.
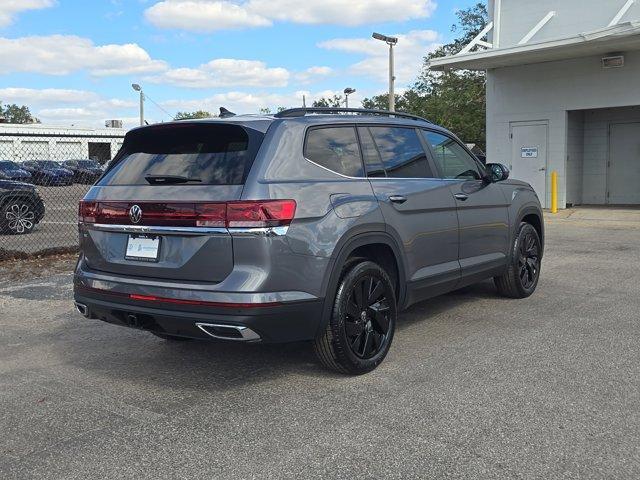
[0,102,40,124]
[361,2,488,148]
[312,95,344,108]
[415,2,487,147]
[174,110,213,120]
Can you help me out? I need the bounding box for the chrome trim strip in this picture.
[84,223,288,236]
[196,323,261,342]
[228,226,288,236]
[86,223,229,236]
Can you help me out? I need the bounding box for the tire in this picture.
[150,332,192,341]
[1,199,38,235]
[495,222,542,298]
[314,260,397,375]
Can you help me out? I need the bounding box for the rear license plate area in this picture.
[125,235,160,262]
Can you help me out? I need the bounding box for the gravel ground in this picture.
[0,210,639,479]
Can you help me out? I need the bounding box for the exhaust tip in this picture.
[74,302,89,318]
[196,323,261,342]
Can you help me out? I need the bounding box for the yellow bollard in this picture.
[550,170,558,214]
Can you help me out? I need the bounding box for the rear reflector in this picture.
[76,285,281,308]
[78,200,296,228]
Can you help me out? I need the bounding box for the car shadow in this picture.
[52,280,501,391]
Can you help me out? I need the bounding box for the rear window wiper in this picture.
[144,175,202,185]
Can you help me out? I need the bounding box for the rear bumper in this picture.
[73,287,323,343]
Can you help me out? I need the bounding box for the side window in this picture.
[369,126,433,178]
[357,127,386,177]
[423,131,482,180]
[304,126,363,177]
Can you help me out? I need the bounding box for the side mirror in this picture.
[486,163,510,182]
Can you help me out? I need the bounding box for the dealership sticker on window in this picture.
[521,146,539,158]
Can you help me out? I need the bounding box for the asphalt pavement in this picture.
[1,209,639,479]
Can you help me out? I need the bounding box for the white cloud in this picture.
[248,0,437,26]
[0,87,141,129]
[145,0,271,32]
[319,30,441,86]
[146,58,289,88]
[0,0,55,27]
[145,0,437,31]
[0,87,100,104]
[0,35,167,76]
[294,66,333,85]
[161,89,345,113]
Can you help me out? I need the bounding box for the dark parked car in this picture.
[22,160,74,186]
[0,161,32,182]
[74,108,544,374]
[0,180,45,234]
[63,159,104,184]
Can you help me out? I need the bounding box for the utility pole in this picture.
[132,83,144,126]
[343,88,356,108]
[372,33,398,112]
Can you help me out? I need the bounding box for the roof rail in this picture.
[274,107,432,123]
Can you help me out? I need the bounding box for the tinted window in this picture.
[0,161,15,170]
[369,126,433,178]
[423,131,482,180]
[357,127,386,177]
[305,127,363,177]
[38,161,60,169]
[77,160,100,168]
[99,124,263,186]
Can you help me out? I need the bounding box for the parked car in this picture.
[73,108,544,375]
[62,159,104,184]
[22,160,74,186]
[0,161,32,182]
[0,180,45,234]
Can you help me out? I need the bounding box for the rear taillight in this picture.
[77,200,296,228]
[78,200,98,223]
[226,200,297,228]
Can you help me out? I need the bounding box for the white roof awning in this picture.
[429,22,640,71]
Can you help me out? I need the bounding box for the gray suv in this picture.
[73,108,543,375]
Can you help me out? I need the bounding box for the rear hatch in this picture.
[79,122,264,282]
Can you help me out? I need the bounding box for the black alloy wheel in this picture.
[345,275,392,359]
[518,229,540,290]
[495,222,542,298]
[314,260,397,375]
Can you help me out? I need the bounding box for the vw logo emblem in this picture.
[129,205,143,224]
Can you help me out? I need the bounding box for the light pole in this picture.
[132,83,144,126]
[372,32,398,112]
[343,88,356,108]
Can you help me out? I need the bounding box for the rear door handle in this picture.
[454,193,469,201]
[388,195,407,204]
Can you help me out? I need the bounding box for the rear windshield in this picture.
[37,161,60,168]
[0,161,17,170]
[77,160,100,168]
[99,123,264,186]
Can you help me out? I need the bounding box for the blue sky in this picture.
[0,0,478,128]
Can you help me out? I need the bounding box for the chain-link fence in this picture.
[0,130,124,259]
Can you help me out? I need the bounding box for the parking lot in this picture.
[1,208,639,479]
[0,184,90,255]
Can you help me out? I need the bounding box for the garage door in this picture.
[0,140,15,160]
[609,123,640,205]
[21,141,50,161]
[56,141,83,160]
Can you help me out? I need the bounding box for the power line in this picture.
[144,94,175,121]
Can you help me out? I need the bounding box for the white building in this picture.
[430,0,640,208]
[0,123,127,165]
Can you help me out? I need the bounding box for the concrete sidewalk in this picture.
[545,206,640,228]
